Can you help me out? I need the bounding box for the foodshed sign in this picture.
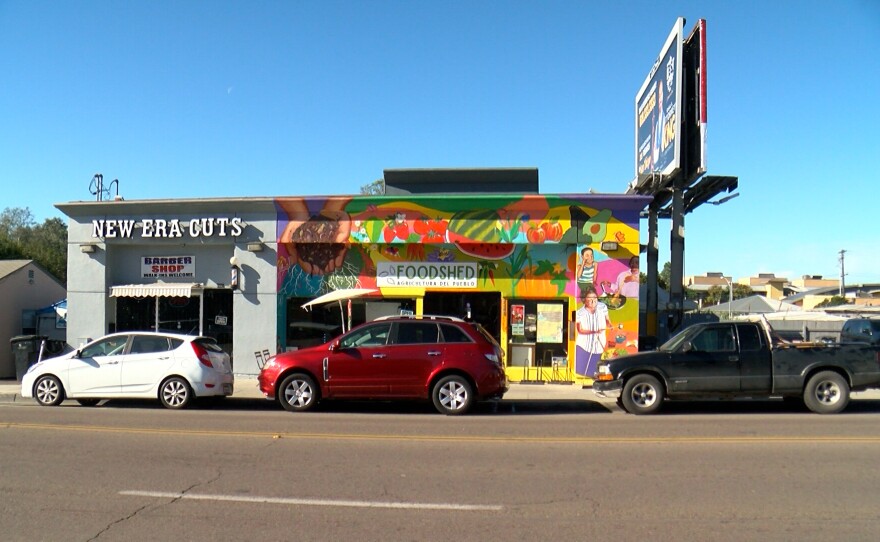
[377,262,477,288]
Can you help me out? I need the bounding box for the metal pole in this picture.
[722,277,733,319]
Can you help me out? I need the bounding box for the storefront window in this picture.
[507,299,570,380]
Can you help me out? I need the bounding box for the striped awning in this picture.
[110,283,203,298]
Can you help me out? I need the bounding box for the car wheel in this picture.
[278,373,318,412]
[432,375,473,415]
[621,374,664,415]
[803,371,849,414]
[159,377,192,409]
[34,375,65,406]
[76,399,100,407]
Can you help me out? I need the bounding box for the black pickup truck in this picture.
[593,321,880,414]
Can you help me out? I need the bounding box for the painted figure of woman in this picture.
[575,288,612,378]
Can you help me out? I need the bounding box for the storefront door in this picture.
[114,289,233,354]
[423,292,500,342]
[507,298,570,383]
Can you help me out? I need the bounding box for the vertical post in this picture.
[669,186,685,332]
[728,283,733,319]
[646,203,660,339]
[722,276,733,319]
[199,294,204,336]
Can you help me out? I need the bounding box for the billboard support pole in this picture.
[668,183,685,333]
[645,202,660,339]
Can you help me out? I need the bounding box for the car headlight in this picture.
[595,364,615,381]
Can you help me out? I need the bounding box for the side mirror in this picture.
[681,341,694,353]
[329,340,341,352]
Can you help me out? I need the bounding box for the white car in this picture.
[21,332,234,409]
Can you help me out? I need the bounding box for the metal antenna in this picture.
[88,173,120,201]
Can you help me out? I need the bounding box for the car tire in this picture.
[621,374,664,415]
[803,371,849,414]
[431,375,473,415]
[159,377,192,409]
[34,375,65,406]
[76,399,100,407]
[278,373,319,412]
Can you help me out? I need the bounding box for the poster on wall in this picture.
[141,256,196,279]
[511,305,525,336]
[536,303,563,343]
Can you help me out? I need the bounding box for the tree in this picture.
[658,261,671,290]
[704,283,754,306]
[360,179,385,195]
[815,295,849,308]
[657,261,699,298]
[0,207,35,239]
[0,207,67,285]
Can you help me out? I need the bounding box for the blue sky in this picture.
[2,1,878,284]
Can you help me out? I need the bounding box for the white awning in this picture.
[301,288,377,309]
[110,282,203,298]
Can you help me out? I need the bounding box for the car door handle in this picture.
[105,361,119,365]
[427,351,442,356]
[728,355,739,362]
[372,353,386,358]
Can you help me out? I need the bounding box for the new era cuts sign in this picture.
[377,262,477,288]
[142,256,195,279]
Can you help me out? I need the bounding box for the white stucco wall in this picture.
[59,198,278,376]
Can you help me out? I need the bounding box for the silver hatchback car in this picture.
[21,332,234,409]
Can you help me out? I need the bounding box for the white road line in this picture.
[119,490,503,511]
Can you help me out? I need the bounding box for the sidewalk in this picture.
[0,376,596,404]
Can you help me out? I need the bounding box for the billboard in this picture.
[634,17,684,184]
[682,18,707,182]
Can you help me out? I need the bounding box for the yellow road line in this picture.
[5,422,880,443]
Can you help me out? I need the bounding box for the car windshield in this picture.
[339,323,391,348]
[194,337,223,352]
[657,325,702,352]
[81,336,129,357]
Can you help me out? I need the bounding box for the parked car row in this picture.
[20,315,879,415]
[20,315,510,415]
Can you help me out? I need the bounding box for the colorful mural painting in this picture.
[275,193,649,382]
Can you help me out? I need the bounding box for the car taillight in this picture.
[191,342,214,368]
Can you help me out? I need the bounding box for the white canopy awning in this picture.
[111,282,203,298]
[301,288,377,310]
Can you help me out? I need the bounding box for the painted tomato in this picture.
[540,222,563,242]
[394,223,410,240]
[526,226,546,243]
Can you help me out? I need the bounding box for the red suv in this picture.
[258,315,508,415]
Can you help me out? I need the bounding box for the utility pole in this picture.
[838,249,846,296]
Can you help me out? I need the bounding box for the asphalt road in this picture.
[3,398,880,541]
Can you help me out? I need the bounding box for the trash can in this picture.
[10,335,46,381]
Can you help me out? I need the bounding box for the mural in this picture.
[275,193,647,380]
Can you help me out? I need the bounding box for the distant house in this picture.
[0,260,66,379]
